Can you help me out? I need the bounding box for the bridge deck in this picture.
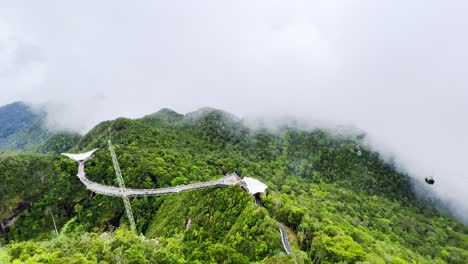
[77,162,242,197]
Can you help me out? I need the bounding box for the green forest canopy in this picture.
[0,108,467,263]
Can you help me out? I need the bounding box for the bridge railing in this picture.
[76,162,242,197]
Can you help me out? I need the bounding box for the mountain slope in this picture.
[0,102,48,150]
[0,102,38,138]
[0,101,51,150]
[0,102,81,152]
[0,107,467,263]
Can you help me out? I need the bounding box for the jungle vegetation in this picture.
[0,107,467,263]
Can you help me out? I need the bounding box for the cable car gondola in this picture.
[425,176,435,185]
[355,146,362,156]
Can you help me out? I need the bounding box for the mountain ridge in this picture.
[0,104,467,263]
[0,102,80,153]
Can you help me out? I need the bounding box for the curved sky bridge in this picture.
[64,149,266,198]
[62,148,292,253]
[76,160,243,197]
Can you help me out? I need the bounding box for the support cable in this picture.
[108,140,137,234]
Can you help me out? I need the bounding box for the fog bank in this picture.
[0,1,467,223]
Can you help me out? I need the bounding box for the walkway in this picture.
[279,224,292,255]
[76,161,242,197]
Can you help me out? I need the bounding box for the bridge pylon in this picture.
[108,140,137,234]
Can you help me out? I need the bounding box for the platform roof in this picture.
[62,148,99,162]
[242,177,268,195]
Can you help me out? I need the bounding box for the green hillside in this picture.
[0,102,48,150]
[0,102,80,153]
[0,108,467,263]
[0,102,38,138]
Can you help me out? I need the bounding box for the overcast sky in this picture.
[0,0,467,222]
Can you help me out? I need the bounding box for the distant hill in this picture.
[0,102,40,138]
[0,102,80,153]
[0,102,48,150]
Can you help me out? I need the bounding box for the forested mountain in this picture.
[0,107,467,263]
[0,102,47,150]
[0,102,37,138]
[0,102,80,153]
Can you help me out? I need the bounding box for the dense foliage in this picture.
[0,107,467,263]
[37,133,81,154]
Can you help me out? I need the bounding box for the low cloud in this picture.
[0,0,467,223]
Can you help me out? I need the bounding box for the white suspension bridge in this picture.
[62,142,263,232]
[71,150,244,198]
[62,141,291,254]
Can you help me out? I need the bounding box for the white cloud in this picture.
[0,0,467,223]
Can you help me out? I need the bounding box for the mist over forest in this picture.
[1,1,467,263]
